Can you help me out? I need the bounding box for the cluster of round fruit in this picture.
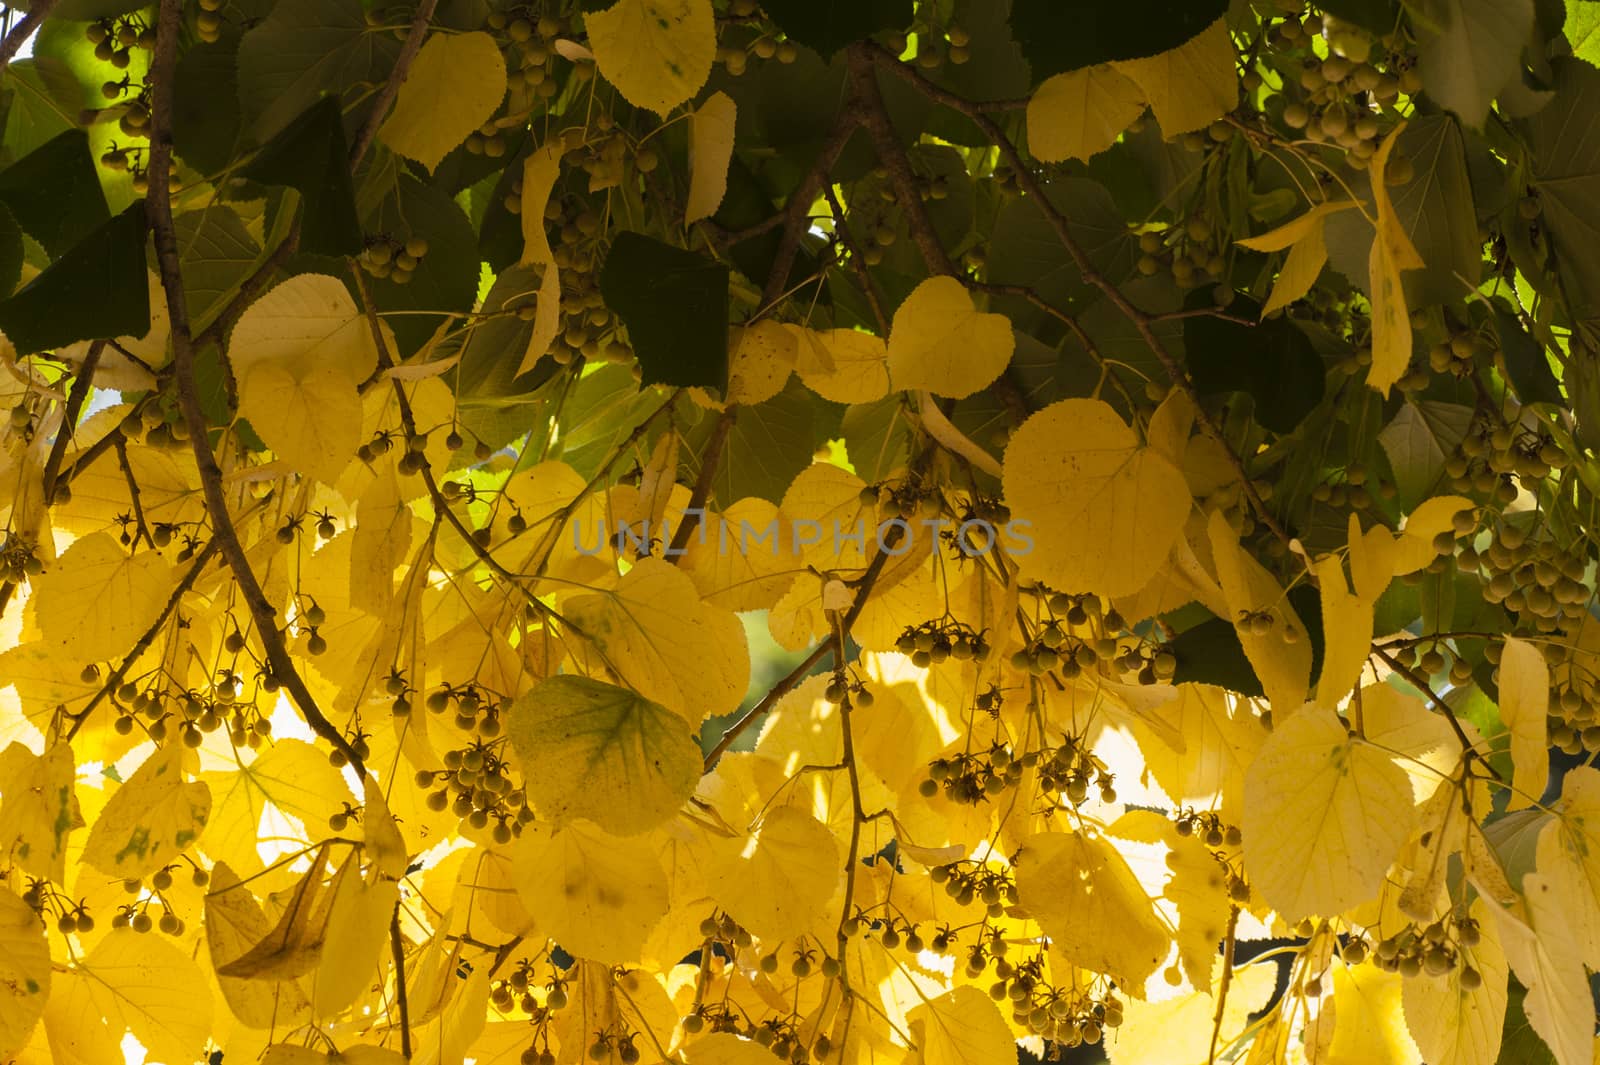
[20,881,94,934]
[992,953,1123,1051]
[858,478,940,525]
[1308,463,1388,513]
[930,859,1016,919]
[918,743,1017,805]
[1036,735,1117,807]
[419,741,531,844]
[112,866,203,934]
[1366,913,1485,986]
[83,14,152,68]
[358,234,430,285]
[484,8,582,108]
[98,75,152,140]
[1135,217,1229,289]
[0,532,43,583]
[1459,519,1590,633]
[119,401,191,449]
[1449,420,1569,502]
[894,619,994,668]
[327,725,373,768]
[422,681,510,737]
[194,0,228,43]
[1426,326,1493,379]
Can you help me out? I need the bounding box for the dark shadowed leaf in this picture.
[600,231,729,393]
[0,202,147,355]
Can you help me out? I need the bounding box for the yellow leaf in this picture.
[1314,553,1373,708]
[512,821,668,964]
[1003,398,1191,599]
[1393,495,1474,575]
[707,805,839,942]
[411,965,489,1065]
[678,497,796,612]
[202,737,356,876]
[563,556,751,725]
[0,742,81,883]
[1325,963,1422,1064]
[1110,810,1229,993]
[361,775,410,880]
[684,1032,778,1064]
[789,325,891,403]
[240,361,363,483]
[1488,876,1595,1065]
[32,532,173,662]
[1237,202,1359,253]
[81,742,210,879]
[229,274,379,383]
[1014,830,1170,990]
[519,145,563,267]
[313,854,399,1019]
[1402,898,1508,1065]
[379,31,508,172]
[586,0,715,116]
[1536,767,1600,968]
[52,928,212,1065]
[1366,124,1425,396]
[516,264,563,377]
[886,276,1014,399]
[506,675,701,836]
[1111,19,1235,135]
[1108,962,1278,1064]
[1261,215,1330,316]
[1240,704,1416,923]
[726,320,796,405]
[217,849,344,980]
[905,986,1015,1065]
[350,465,418,615]
[1133,684,1263,825]
[686,91,736,224]
[1206,508,1314,714]
[204,862,312,1029]
[0,886,48,1061]
[1026,65,1147,163]
[1500,635,1550,811]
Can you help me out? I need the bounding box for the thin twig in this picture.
[668,407,735,557]
[390,910,412,1059]
[1208,907,1240,1065]
[0,0,54,79]
[114,439,151,548]
[146,0,365,777]
[1374,646,1502,781]
[42,340,103,503]
[349,0,442,169]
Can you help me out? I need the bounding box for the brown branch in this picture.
[668,407,735,557]
[0,1,54,79]
[762,107,862,307]
[866,45,1293,549]
[42,340,102,503]
[65,539,221,742]
[349,0,442,169]
[1373,646,1502,781]
[114,439,152,548]
[146,0,365,777]
[821,183,889,333]
[390,910,412,1059]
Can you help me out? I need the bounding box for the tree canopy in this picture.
[0,0,1597,1063]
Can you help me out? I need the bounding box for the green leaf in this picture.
[599,231,730,393]
[988,178,1136,316]
[0,203,23,300]
[1497,981,1559,1065]
[1377,399,1474,509]
[507,675,702,836]
[236,0,401,143]
[175,206,263,335]
[1319,0,1404,33]
[0,130,109,258]
[172,36,243,176]
[457,264,563,447]
[1525,57,1600,319]
[1492,307,1564,405]
[0,59,81,164]
[361,174,480,356]
[1183,294,1326,434]
[758,0,911,59]
[1008,0,1228,82]
[0,202,148,355]
[241,97,362,257]
[51,0,149,17]
[682,376,822,505]
[1568,0,1600,65]
[1415,0,1535,126]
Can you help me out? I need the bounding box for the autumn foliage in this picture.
[0,0,1598,1064]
